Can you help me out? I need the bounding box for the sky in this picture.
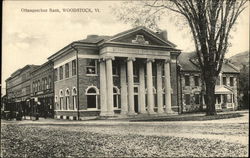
[2,1,249,95]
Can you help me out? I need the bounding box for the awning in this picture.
[215,85,233,94]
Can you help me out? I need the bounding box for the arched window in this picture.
[113,86,120,109]
[65,89,70,110]
[72,88,77,110]
[85,86,99,109]
[59,90,64,110]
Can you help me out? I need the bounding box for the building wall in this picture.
[180,71,239,112]
[30,61,54,110]
[6,65,38,102]
[180,71,202,112]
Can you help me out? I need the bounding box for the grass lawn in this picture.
[1,123,248,157]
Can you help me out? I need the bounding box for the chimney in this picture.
[161,30,168,41]
[87,35,98,39]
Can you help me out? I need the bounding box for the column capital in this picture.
[127,57,136,62]
[100,56,115,61]
[146,58,155,63]
[164,58,171,63]
[98,58,105,62]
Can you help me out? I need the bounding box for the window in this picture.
[59,90,64,110]
[86,86,99,109]
[48,76,51,89]
[35,82,38,92]
[185,75,190,86]
[38,80,41,91]
[65,63,69,78]
[72,60,76,76]
[113,87,120,109]
[32,82,35,92]
[44,78,47,90]
[194,94,200,104]
[54,68,58,81]
[227,94,232,103]
[223,94,227,103]
[162,65,165,76]
[133,65,139,83]
[86,59,97,75]
[59,66,63,80]
[194,76,199,86]
[113,66,119,76]
[133,66,139,77]
[72,88,77,110]
[230,77,234,86]
[223,77,227,85]
[112,61,119,76]
[65,89,70,110]
[185,94,191,105]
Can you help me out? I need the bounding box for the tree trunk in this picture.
[204,75,217,115]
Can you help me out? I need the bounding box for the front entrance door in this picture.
[134,85,139,113]
[134,95,138,113]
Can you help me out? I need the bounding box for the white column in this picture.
[99,59,108,116]
[127,57,136,115]
[219,73,222,86]
[106,57,114,116]
[120,60,128,115]
[156,61,164,114]
[164,58,173,113]
[146,58,155,114]
[139,62,147,114]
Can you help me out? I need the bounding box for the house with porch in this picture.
[178,52,239,113]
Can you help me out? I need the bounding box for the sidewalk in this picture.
[2,110,248,124]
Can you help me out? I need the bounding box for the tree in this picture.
[112,0,247,115]
[239,65,249,109]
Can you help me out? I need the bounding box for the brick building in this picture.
[6,65,39,115]
[178,52,240,112]
[30,61,54,117]
[48,27,181,119]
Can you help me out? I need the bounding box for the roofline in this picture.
[6,64,39,81]
[48,42,99,61]
[47,42,74,61]
[30,60,53,74]
[105,26,177,48]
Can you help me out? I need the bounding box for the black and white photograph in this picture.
[1,0,249,157]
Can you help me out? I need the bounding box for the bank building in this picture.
[5,27,239,120]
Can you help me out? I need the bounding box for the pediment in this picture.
[107,28,176,47]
